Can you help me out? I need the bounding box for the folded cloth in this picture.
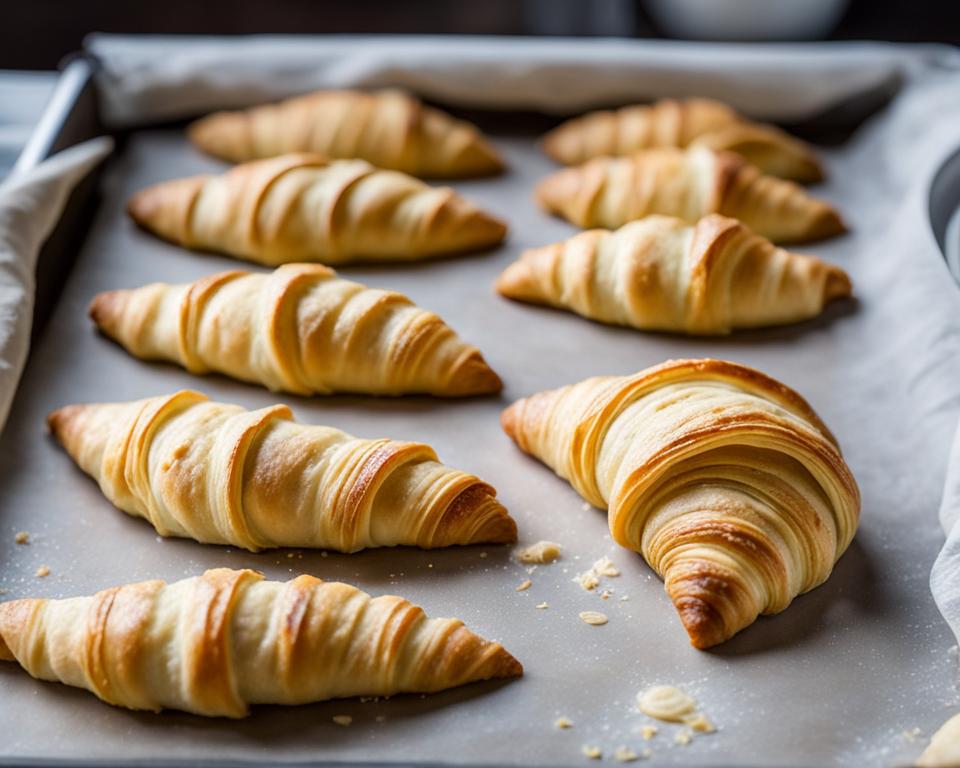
[85,34,954,126]
[0,137,112,432]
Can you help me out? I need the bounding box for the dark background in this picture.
[1,0,958,71]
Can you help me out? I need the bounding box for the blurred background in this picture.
[1,0,958,70]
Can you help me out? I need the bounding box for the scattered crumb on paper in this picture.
[35,565,50,578]
[684,712,715,733]
[575,570,601,591]
[516,579,532,592]
[903,727,922,742]
[555,716,573,729]
[613,746,639,762]
[332,715,352,726]
[536,602,549,609]
[592,556,620,577]
[581,745,602,759]
[14,531,29,545]
[479,552,488,559]
[636,685,696,722]
[579,611,608,626]
[518,541,562,564]
[640,725,658,740]
[675,730,692,746]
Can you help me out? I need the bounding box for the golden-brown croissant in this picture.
[0,568,522,717]
[127,153,507,266]
[535,146,845,244]
[542,97,823,183]
[48,390,516,551]
[496,214,851,334]
[188,89,504,178]
[501,359,860,649]
[89,263,501,397]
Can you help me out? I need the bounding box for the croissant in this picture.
[535,147,845,244]
[89,263,501,397]
[495,214,851,334]
[542,97,823,183]
[48,390,516,552]
[501,359,860,649]
[188,89,504,178]
[127,154,507,266]
[0,568,522,717]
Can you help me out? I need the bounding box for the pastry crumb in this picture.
[35,565,50,578]
[14,531,29,545]
[375,715,386,723]
[579,610,608,626]
[620,595,630,602]
[518,541,562,564]
[332,715,352,726]
[674,730,692,746]
[555,716,574,729]
[636,685,696,722]
[536,602,549,609]
[640,725,658,740]
[480,552,488,559]
[516,579,532,592]
[600,589,612,600]
[581,502,592,511]
[581,745,602,760]
[575,570,601,591]
[592,556,620,577]
[684,712,715,733]
[613,746,639,762]
[902,727,922,742]
[320,551,328,558]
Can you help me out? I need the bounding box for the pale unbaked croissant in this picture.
[501,359,860,649]
[127,154,506,267]
[0,568,522,717]
[535,146,845,244]
[48,390,516,551]
[188,89,505,178]
[496,214,851,334]
[542,97,823,183]
[89,263,501,397]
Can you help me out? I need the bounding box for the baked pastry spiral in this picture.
[535,146,845,244]
[542,97,823,183]
[501,359,860,648]
[0,568,522,717]
[89,263,501,397]
[188,89,504,178]
[496,214,851,334]
[48,390,516,551]
[127,154,506,266]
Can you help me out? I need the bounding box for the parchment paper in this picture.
[4,39,960,767]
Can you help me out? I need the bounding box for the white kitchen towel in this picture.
[85,34,958,126]
[0,136,112,432]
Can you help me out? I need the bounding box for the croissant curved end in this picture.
[484,645,524,679]
[500,402,521,442]
[187,112,248,163]
[806,208,847,243]
[88,290,128,340]
[444,352,503,396]
[46,403,91,444]
[0,599,40,662]
[824,268,853,303]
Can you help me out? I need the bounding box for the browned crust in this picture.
[185,569,261,718]
[0,598,43,662]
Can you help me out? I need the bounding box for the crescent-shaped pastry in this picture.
[0,568,522,717]
[127,154,507,266]
[89,263,502,397]
[501,359,860,648]
[535,147,845,244]
[542,97,823,183]
[495,214,851,334]
[188,89,504,178]
[47,390,516,551]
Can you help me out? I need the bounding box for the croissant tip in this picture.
[499,403,519,441]
[88,290,125,334]
[126,186,158,226]
[477,510,519,545]
[672,595,730,650]
[824,268,853,302]
[46,404,87,443]
[488,646,524,679]
[445,353,502,396]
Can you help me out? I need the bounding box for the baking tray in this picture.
[1,53,957,768]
